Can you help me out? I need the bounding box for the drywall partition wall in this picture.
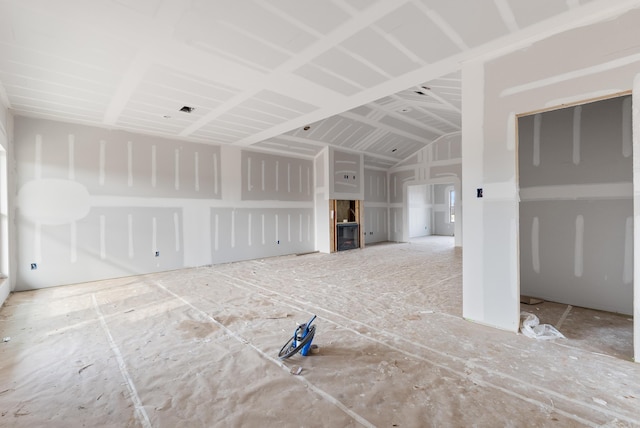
[13,116,315,289]
[212,150,315,263]
[14,116,217,289]
[210,207,314,263]
[389,168,415,242]
[519,97,633,314]
[407,184,431,238]
[314,149,330,253]
[389,133,462,244]
[241,151,313,202]
[363,167,388,244]
[463,5,640,350]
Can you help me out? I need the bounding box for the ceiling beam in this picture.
[414,86,461,114]
[341,111,431,144]
[183,0,414,140]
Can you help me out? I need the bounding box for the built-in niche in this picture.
[331,200,362,252]
[518,95,633,315]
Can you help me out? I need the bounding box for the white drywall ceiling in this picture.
[0,0,634,167]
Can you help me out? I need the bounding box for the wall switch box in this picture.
[477,188,483,198]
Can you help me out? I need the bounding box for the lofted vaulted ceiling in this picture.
[0,0,632,168]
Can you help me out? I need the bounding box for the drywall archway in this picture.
[402,176,461,245]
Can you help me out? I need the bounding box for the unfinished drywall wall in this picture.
[313,148,365,252]
[389,133,461,244]
[329,148,364,200]
[241,151,313,202]
[463,5,640,355]
[408,184,430,238]
[13,116,314,289]
[314,149,330,253]
[363,167,388,244]
[519,97,632,314]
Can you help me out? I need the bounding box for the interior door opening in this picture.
[407,183,456,242]
[517,94,633,359]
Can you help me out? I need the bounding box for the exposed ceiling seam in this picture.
[183,0,414,140]
[367,102,446,136]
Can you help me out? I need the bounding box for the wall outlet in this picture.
[155,251,160,257]
[30,263,37,270]
[276,240,280,244]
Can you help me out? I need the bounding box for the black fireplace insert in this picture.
[337,223,359,251]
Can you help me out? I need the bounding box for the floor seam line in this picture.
[92,294,152,428]
[219,272,638,426]
[152,280,376,428]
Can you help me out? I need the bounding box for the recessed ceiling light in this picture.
[398,107,411,113]
[179,106,195,113]
[303,125,311,131]
[414,91,426,96]
[391,148,397,153]
[162,115,171,119]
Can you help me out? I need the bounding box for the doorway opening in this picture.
[517,94,633,359]
[407,183,456,242]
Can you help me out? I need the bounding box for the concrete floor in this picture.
[0,236,638,427]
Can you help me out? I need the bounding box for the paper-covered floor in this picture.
[1,236,638,427]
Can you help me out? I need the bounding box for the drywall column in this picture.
[462,60,492,326]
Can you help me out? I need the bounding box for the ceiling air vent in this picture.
[179,105,195,113]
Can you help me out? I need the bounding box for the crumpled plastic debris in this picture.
[520,311,565,340]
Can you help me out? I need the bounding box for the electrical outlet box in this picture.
[30,263,37,270]
[155,251,160,257]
